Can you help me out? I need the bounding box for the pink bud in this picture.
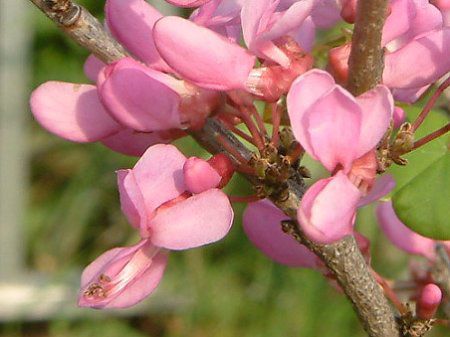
[207,153,235,188]
[183,157,221,194]
[417,284,442,319]
[393,106,406,128]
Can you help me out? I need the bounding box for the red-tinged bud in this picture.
[328,43,351,86]
[417,284,442,319]
[208,154,235,188]
[393,106,406,128]
[341,0,357,24]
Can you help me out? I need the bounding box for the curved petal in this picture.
[287,69,336,158]
[98,58,182,132]
[183,157,221,194]
[358,174,396,207]
[84,54,105,82]
[78,240,168,309]
[376,201,436,259]
[153,16,255,90]
[382,0,414,46]
[298,173,361,244]
[290,16,316,52]
[384,28,450,89]
[132,144,187,216]
[117,170,148,236]
[30,82,120,142]
[101,129,182,157]
[165,0,211,7]
[355,85,393,158]
[261,0,314,43]
[391,85,430,103]
[243,199,318,267]
[150,189,233,250]
[106,0,170,72]
[304,86,362,172]
[241,0,274,45]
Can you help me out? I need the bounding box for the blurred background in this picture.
[0,1,449,336]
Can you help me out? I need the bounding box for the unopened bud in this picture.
[417,284,442,319]
[328,43,351,86]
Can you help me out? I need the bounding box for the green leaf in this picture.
[392,153,450,240]
[388,106,448,189]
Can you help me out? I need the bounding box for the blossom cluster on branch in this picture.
[29,0,449,332]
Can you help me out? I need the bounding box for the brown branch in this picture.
[192,119,399,337]
[347,0,389,96]
[28,0,127,63]
[29,1,400,336]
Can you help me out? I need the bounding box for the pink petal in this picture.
[84,54,105,82]
[243,199,318,267]
[358,174,396,207]
[384,28,450,89]
[98,58,182,132]
[150,189,233,250]
[78,240,168,309]
[290,16,316,52]
[393,106,406,128]
[153,16,255,90]
[391,85,430,103]
[106,0,171,72]
[310,0,341,28]
[183,157,221,194]
[117,170,148,236]
[355,85,393,158]
[376,201,436,259]
[132,144,187,217]
[298,172,361,244]
[304,86,361,172]
[261,0,314,43]
[30,81,120,142]
[382,0,414,46]
[165,0,211,7]
[287,69,336,158]
[101,129,182,157]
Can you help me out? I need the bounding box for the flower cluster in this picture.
[30,0,449,313]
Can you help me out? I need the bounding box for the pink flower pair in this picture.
[79,144,234,308]
[286,69,393,244]
[30,0,222,156]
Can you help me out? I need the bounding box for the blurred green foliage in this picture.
[5,1,448,336]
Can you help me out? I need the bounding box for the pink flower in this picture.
[376,201,450,260]
[79,144,234,308]
[29,81,179,156]
[287,69,393,243]
[97,57,220,132]
[153,16,256,91]
[30,0,225,155]
[79,240,168,309]
[243,199,372,267]
[328,0,450,102]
